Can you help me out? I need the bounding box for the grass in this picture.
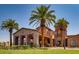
[0,48,79,54]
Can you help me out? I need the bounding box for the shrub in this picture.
[0,45,9,49]
[38,47,48,50]
[12,45,31,50]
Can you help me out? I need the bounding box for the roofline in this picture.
[68,34,79,36]
[13,28,38,35]
[67,34,79,38]
[36,26,54,32]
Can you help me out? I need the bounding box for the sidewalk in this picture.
[48,47,79,50]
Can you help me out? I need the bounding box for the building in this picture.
[67,34,79,47]
[13,28,39,47]
[13,26,54,47]
[13,26,79,48]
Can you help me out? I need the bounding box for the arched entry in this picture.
[27,34,33,47]
[20,35,25,45]
[39,36,51,47]
[15,36,19,45]
[44,37,50,47]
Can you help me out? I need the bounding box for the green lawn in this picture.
[0,48,79,54]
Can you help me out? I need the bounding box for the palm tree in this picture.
[54,18,69,49]
[29,5,56,47]
[1,19,19,47]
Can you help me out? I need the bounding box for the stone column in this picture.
[18,36,21,45]
[13,36,15,45]
[68,38,71,48]
[50,39,53,47]
[50,33,53,47]
[25,36,27,45]
[68,38,70,48]
[33,33,39,47]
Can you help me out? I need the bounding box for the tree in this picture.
[1,19,19,47]
[29,5,56,47]
[54,18,69,49]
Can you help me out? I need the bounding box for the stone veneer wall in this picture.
[13,28,39,47]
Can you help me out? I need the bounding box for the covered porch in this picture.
[13,28,39,47]
[39,35,54,47]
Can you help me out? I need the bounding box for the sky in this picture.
[0,4,79,42]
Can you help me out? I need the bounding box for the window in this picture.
[71,39,77,47]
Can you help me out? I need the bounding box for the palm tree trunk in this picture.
[64,30,66,50]
[55,29,57,47]
[9,29,12,47]
[41,19,45,47]
[41,26,44,47]
[50,32,53,47]
[64,40,66,49]
[61,29,63,47]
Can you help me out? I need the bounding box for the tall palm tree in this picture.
[54,18,69,49]
[29,5,56,47]
[55,18,69,29]
[1,19,19,47]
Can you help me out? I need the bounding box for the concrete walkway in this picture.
[47,47,79,50]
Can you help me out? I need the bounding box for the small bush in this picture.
[38,47,48,50]
[0,45,9,49]
[12,45,31,50]
[12,45,19,49]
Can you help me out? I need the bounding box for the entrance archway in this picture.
[27,34,33,47]
[20,35,25,45]
[15,36,18,45]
